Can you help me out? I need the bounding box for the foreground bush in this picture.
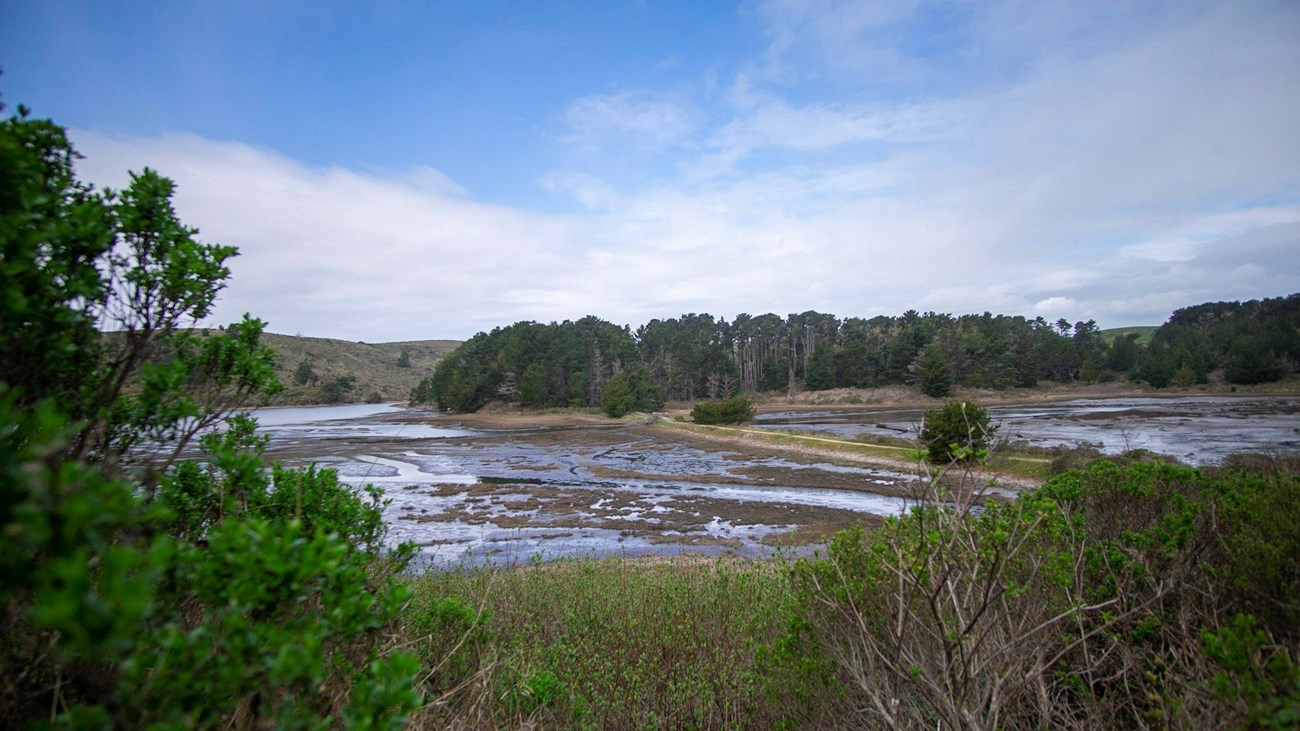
[691,395,756,425]
[0,101,420,728]
[786,458,1300,730]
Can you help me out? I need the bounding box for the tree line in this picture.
[414,295,1300,412]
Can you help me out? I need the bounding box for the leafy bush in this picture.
[691,395,755,425]
[919,400,994,463]
[0,101,420,728]
[321,374,357,403]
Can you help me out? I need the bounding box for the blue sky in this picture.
[3,0,1298,340]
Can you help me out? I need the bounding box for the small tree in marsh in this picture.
[320,374,356,403]
[919,400,994,464]
[293,357,319,385]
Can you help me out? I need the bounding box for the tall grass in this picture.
[406,556,803,730]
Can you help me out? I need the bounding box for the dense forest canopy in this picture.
[416,295,1300,412]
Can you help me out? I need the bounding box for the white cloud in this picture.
[72,132,584,340]
[1033,296,1079,318]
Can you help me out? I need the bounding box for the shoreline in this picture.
[409,378,1300,430]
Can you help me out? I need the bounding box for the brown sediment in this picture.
[393,478,875,549]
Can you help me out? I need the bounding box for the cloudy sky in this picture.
[4,1,1298,341]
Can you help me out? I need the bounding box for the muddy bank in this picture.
[256,407,932,567]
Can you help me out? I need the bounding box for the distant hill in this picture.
[257,332,461,405]
[1101,326,1156,344]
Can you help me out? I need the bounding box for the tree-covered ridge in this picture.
[413,316,661,413]
[416,297,1299,412]
[1147,293,1300,386]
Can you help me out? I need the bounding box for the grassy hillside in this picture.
[1100,325,1157,344]
[257,332,461,405]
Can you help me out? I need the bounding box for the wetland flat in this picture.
[256,405,920,567]
[252,394,1300,567]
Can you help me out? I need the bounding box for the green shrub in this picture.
[0,102,420,729]
[691,395,755,425]
[321,374,357,403]
[919,400,994,463]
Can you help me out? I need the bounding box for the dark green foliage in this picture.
[427,317,640,412]
[1224,336,1288,384]
[909,344,953,398]
[691,395,755,425]
[321,373,356,403]
[1211,464,1300,637]
[397,348,411,368]
[1155,295,1300,385]
[409,373,436,405]
[1135,342,1174,387]
[0,101,418,728]
[599,372,634,417]
[294,357,319,385]
[599,369,662,417]
[430,295,1299,412]
[1201,615,1300,728]
[919,401,994,463]
[804,344,836,390]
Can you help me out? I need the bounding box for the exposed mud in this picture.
[255,405,918,567]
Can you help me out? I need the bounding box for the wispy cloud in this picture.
[563,92,697,150]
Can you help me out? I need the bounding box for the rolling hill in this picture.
[257,332,461,405]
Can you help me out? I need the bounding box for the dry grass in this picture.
[255,332,461,405]
[662,420,1049,487]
